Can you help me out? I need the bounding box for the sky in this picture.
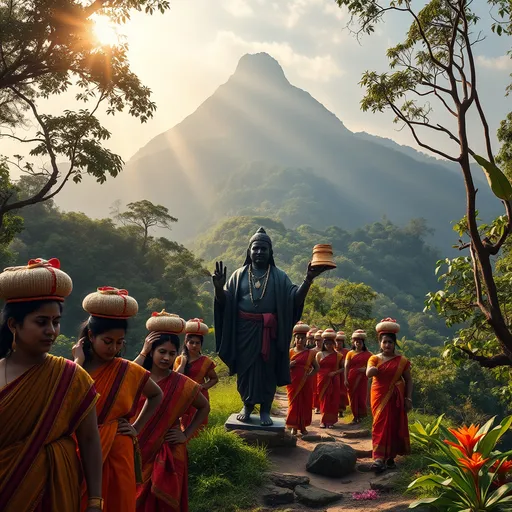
[5,0,512,172]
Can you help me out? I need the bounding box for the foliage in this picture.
[10,198,210,357]
[408,415,512,511]
[334,0,512,368]
[0,0,170,229]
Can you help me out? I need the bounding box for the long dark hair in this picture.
[378,332,398,350]
[352,338,368,351]
[78,316,128,363]
[183,333,203,375]
[321,338,335,351]
[0,300,63,358]
[142,333,180,371]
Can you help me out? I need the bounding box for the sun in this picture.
[91,15,120,47]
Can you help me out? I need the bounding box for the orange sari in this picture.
[135,372,200,512]
[82,358,150,512]
[311,348,321,410]
[317,352,343,426]
[174,355,214,433]
[286,349,316,430]
[0,355,97,512]
[369,355,411,460]
[346,350,372,419]
[336,348,349,413]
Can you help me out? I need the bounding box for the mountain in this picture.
[55,52,501,249]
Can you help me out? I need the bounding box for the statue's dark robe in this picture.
[214,265,304,405]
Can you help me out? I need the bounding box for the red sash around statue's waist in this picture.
[239,311,277,361]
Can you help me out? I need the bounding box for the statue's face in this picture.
[250,241,271,268]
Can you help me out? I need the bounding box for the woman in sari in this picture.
[312,329,324,414]
[305,326,318,350]
[174,319,218,434]
[0,258,103,512]
[286,322,319,436]
[133,311,210,511]
[367,318,412,473]
[345,329,372,424]
[73,287,163,512]
[316,329,343,429]
[335,331,349,418]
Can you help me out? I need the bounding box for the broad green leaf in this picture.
[486,482,512,507]
[474,154,512,201]
[407,474,447,489]
[477,416,512,457]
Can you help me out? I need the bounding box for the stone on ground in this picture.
[269,472,310,489]
[294,484,342,507]
[343,428,371,439]
[231,429,297,448]
[370,471,400,492]
[306,442,357,477]
[302,433,336,443]
[261,484,295,506]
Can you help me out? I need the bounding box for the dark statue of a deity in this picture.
[213,227,327,426]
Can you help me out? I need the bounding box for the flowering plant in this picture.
[408,415,512,511]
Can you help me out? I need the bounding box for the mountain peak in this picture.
[231,52,289,86]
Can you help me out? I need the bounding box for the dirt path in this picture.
[267,391,414,511]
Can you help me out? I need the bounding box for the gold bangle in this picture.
[88,497,104,510]
[139,352,147,358]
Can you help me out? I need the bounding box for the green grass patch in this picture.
[208,376,243,427]
[188,426,269,512]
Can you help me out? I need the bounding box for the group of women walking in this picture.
[285,318,413,471]
[0,257,218,511]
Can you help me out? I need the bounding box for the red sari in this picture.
[135,372,200,512]
[82,359,150,512]
[317,352,343,426]
[174,355,215,434]
[336,348,349,413]
[369,355,411,460]
[286,349,316,431]
[346,350,372,419]
[311,348,321,410]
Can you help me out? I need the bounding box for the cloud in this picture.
[209,30,343,82]
[476,55,512,71]
[222,0,254,17]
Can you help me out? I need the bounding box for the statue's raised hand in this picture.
[212,261,227,291]
[305,261,329,282]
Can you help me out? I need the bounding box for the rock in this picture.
[306,442,357,477]
[269,472,310,489]
[295,484,342,507]
[231,429,297,449]
[301,433,336,443]
[339,479,353,484]
[343,428,371,439]
[261,484,295,506]
[355,448,372,458]
[370,471,400,492]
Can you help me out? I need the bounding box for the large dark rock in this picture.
[294,484,342,507]
[306,442,357,477]
[231,429,297,448]
[370,471,400,492]
[269,472,310,489]
[261,484,295,506]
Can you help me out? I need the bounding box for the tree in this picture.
[115,199,178,253]
[0,0,170,238]
[335,0,512,367]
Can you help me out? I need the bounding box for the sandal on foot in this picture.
[386,458,396,469]
[320,423,326,429]
[371,460,386,473]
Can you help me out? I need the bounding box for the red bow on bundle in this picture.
[97,286,128,295]
[380,317,397,323]
[27,258,60,269]
[152,309,170,317]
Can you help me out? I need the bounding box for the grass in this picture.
[188,378,270,512]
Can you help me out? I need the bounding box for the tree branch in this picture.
[455,346,512,367]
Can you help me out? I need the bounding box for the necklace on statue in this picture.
[249,266,270,307]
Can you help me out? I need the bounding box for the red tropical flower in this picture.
[458,453,490,475]
[490,459,512,475]
[444,424,484,457]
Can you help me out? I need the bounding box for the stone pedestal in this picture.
[225,414,295,448]
[224,413,285,433]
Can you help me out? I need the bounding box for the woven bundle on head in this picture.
[82,287,138,319]
[322,328,337,339]
[336,331,346,341]
[146,310,186,334]
[293,321,310,334]
[352,329,367,340]
[0,258,72,303]
[185,318,209,336]
[376,318,400,335]
[314,330,324,340]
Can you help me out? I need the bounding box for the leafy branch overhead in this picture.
[335,0,512,366]
[0,0,172,236]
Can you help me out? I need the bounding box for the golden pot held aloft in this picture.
[311,244,337,269]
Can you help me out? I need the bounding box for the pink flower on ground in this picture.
[352,489,380,501]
